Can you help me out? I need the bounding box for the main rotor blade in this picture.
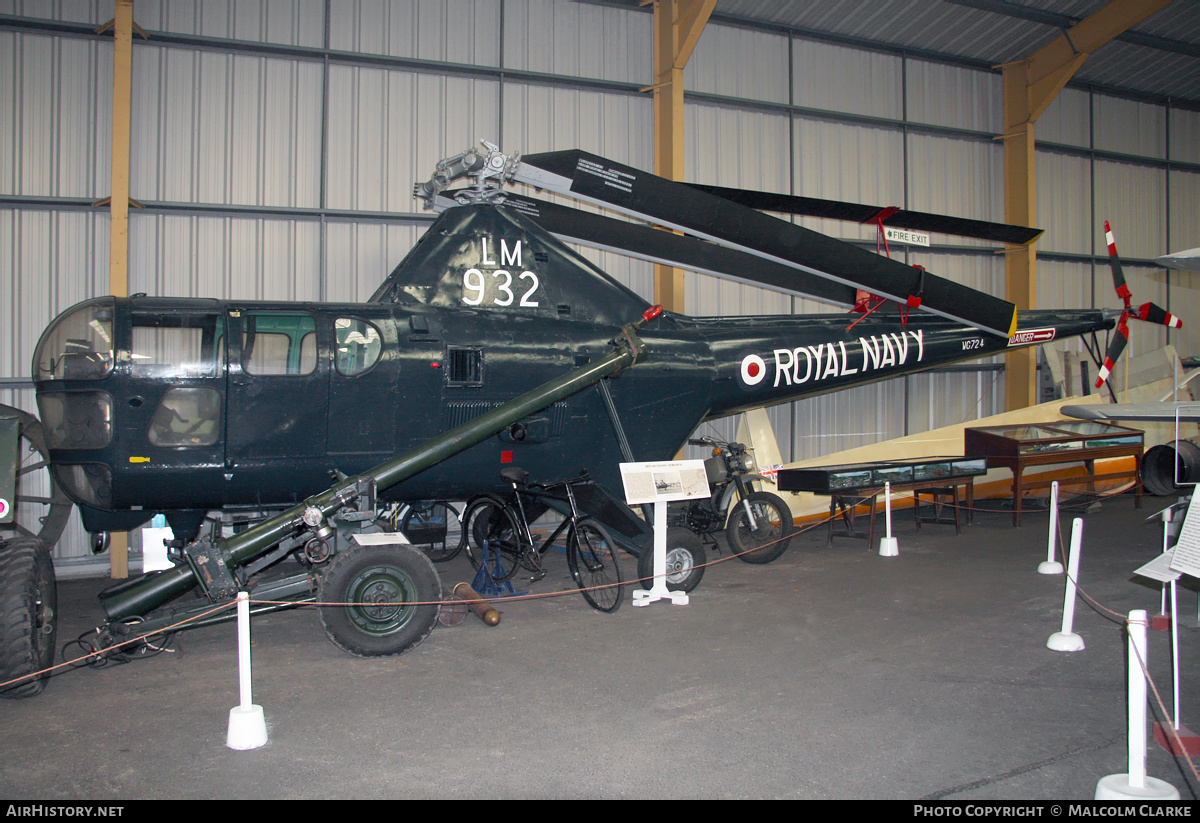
[516,149,1017,338]
[685,184,1044,246]
[501,194,859,307]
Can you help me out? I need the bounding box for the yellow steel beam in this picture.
[108,0,134,578]
[1000,0,1170,411]
[649,0,715,313]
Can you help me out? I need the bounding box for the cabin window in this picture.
[148,387,222,448]
[130,314,225,378]
[334,318,382,376]
[241,312,316,376]
[446,347,484,387]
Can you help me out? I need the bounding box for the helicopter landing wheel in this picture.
[636,526,705,593]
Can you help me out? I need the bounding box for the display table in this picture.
[963,421,1144,526]
[778,458,988,547]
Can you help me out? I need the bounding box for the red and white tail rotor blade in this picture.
[1095,316,1130,389]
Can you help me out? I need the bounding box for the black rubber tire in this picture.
[726,491,793,564]
[0,537,57,698]
[462,496,523,581]
[318,542,441,658]
[567,518,623,613]
[401,501,464,562]
[0,405,72,551]
[636,526,706,593]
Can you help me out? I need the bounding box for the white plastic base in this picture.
[226,704,268,750]
[1094,774,1180,800]
[632,587,689,607]
[1047,631,1085,652]
[878,537,898,557]
[1037,560,1064,575]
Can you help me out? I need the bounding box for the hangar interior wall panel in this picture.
[0,31,111,198]
[324,220,426,304]
[133,0,326,47]
[1035,152,1094,259]
[1093,160,1168,261]
[504,0,649,84]
[1093,95,1167,160]
[1170,169,1200,253]
[791,119,905,247]
[0,208,108,381]
[791,37,903,120]
[904,58,1001,134]
[325,66,500,213]
[905,133,1003,247]
[128,213,323,302]
[133,45,324,208]
[500,83,651,163]
[1170,109,1200,164]
[330,0,501,65]
[685,20,789,105]
[1038,87,1093,149]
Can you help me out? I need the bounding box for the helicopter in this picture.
[0,140,1176,693]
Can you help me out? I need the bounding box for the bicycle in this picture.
[462,468,624,613]
[382,501,465,563]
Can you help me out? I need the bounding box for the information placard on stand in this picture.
[619,460,708,607]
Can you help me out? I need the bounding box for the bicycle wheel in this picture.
[726,491,793,564]
[567,518,623,613]
[462,496,523,581]
[400,501,464,563]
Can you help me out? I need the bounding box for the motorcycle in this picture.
[673,435,794,564]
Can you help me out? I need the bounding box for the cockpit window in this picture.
[34,298,115,381]
[241,312,316,376]
[131,314,225,377]
[334,318,382,376]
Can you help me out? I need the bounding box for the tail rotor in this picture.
[1095,221,1182,389]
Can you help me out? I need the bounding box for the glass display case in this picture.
[964,420,1144,526]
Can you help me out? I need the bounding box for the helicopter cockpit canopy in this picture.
[34,297,115,382]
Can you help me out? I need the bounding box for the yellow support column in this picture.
[107,0,134,578]
[1000,0,1171,410]
[648,0,714,314]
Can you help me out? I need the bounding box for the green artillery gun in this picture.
[1,309,656,694]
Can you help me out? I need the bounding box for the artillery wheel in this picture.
[726,491,793,564]
[0,406,72,551]
[636,526,705,594]
[0,537,57,698]
[318,542,441,658]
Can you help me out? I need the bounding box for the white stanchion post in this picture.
[226,591,268,750]
[632,501,688,607]
[1047,518,1085,652]
[1095,611,1180,800]
[1038,481,1064,574]
[878,481,898,557]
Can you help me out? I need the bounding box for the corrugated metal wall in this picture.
[2,0,1198,566]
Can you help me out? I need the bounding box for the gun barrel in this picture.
[101,324,649,621]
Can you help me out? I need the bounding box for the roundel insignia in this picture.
[737,350,769,391]
[0,497,9,519]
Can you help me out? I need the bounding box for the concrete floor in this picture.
[2,493,1198,800]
